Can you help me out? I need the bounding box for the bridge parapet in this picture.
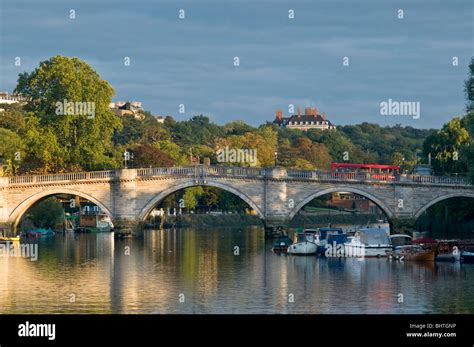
[2,166,472,187]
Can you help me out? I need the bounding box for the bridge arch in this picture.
[8,188,114,232]
[288,186,394,220]
[414,192,474,219]
[138,179,265,221]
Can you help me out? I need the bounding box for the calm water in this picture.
[0,226,473,314]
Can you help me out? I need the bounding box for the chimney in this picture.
[275,110,283,120]
[314,107,318,116]
[322,112,327,121]
[297,106,301,118]
[305,107,312,116]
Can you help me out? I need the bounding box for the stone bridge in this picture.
[0,165,473,236]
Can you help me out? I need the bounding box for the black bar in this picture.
[0,314,472,346]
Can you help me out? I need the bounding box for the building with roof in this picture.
[109,101,144,119]
[272,106,336,131]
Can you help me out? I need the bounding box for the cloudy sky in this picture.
[0,0,472,128]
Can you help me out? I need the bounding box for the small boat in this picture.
[0,236,20,242]
[315,227,344,255]
[324,233,349,257]
[272,236,293,254]
[389,234,412,247]
[25,228,54,237]
[436,240,461,262]
[461,247,474,264]
[387,245,436,261]
[344,228,392,257]
[412,237,437,246]
[287,230,318,255]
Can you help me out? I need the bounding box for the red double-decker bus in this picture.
[331,163,400,180]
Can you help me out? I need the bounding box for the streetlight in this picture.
[274,151,278,167]
[124,150,132,169]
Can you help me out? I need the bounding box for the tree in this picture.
[0,104,26,135]
[215,126,277,167]
[15,55,122,171]
[182,187,204,211]
[423,117,470,174]
[0,128,25,175]
[25,197,64,229]
[155,140,188,165]
[131,144,175,167]
[224,120,255,135]
[463,58,474,181]
[19,116,66,174]
[465,57,474,113]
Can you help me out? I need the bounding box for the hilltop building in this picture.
[273,106,336,131]
[109,101,144,119]
[0,91,27,105]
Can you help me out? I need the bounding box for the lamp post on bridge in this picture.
[274,151,278,167]
[124,151,134,169]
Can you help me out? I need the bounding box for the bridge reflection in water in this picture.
[0,226,472,314]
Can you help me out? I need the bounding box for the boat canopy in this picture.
[390,234,412,239]
[319,227,343,239]
[356,228,390,245]
[412,237,437,244]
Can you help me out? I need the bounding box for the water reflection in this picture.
[0,227,472,314]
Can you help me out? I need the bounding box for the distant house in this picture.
[329,192,380,214]
[0,92,27,112]
[109,101,144,119]
[272,106,336,131]
[0,91,27,105]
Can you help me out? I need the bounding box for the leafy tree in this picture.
[19,116,67,174]
[215,126,277,167]
[0,128,25,174]
[182,186,204,210]
[0,104,26,135]
[169,115,224,147]
[465,57,474,113]
[15,55,122,171]
[224,120,255,135]
[25,197,64,229]
[131,144,175,167]
[155,140,188,165]
[423,117,469,174]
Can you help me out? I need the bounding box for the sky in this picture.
[0,0,473,129]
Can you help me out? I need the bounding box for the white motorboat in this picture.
[344,228,392,257]
[287,230,318,255]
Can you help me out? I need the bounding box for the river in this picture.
[0,226,473,314]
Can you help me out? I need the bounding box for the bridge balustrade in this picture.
[4,166,472,187]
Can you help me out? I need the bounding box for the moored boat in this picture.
[387,245,436,261]
[343,228,392,257]
[461,247,474,264]
[25,228,55,237]
[436,240,461,262]
[272,236,293,254]
[315,227,344,255]
[287,230,318,255]
[389,234,412,247]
